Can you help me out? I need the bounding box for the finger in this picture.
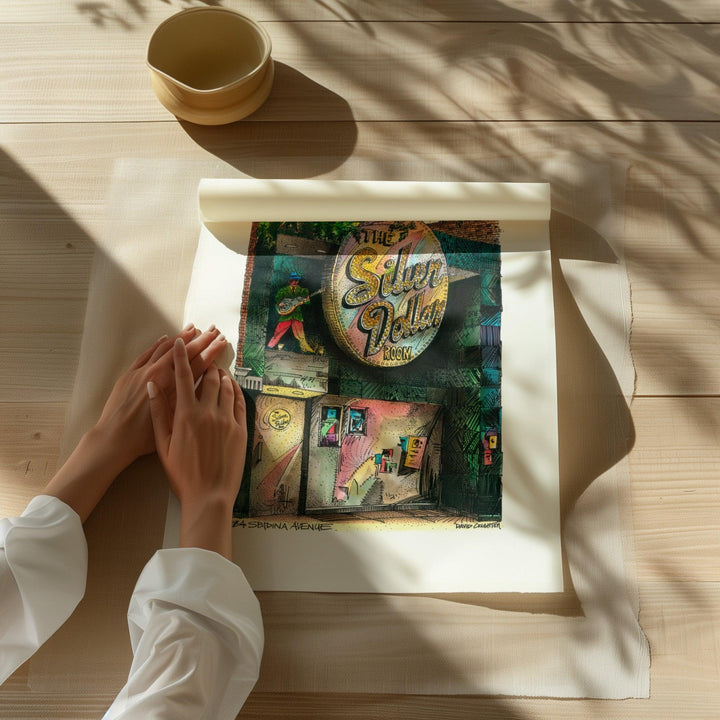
[186,325,218,349]
[231,376,247,425]
[147,381,171,458]
[148,337,175,364]
[219,373,235,414]
[147,324,199,378]
[173,338,195,411]
[176,323,197,343]
[131,334,169,369]
[185,327,219,368]
[190,334,228,378]
[150,323,197,366]
[199,365,221,406]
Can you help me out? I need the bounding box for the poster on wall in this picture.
[174,180,561,593]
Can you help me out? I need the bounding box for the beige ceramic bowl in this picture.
[147,7,273,125]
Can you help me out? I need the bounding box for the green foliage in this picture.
[256,222,280,253]
[280,221,360,245]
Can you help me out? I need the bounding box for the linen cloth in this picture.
[39,158,648,699]
[0,496,263,718]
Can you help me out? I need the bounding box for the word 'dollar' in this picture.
[324,222,449,367]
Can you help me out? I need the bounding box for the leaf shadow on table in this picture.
[72,0,720,25]
[180,62,358,178]
[5,0,720,710]
[75,0,223,30]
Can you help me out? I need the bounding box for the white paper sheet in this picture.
[173,180,561,594]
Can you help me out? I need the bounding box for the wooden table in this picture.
[1,2,718,718]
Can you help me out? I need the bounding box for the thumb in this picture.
[147,381,171,459]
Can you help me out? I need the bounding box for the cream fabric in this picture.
[49,158,648,699]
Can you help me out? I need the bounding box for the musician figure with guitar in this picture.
[267,271,319,353]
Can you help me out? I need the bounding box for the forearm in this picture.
[179,495,234,560]
[44,425,131,523]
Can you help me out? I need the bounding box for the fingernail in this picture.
[183,322,194,331]
[158,334,168,342]
[208,324,216,332]
[174,337,184,349]
[147,381,157,399]
[217,334,226,343]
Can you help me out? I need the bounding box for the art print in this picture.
[233,220,502,528]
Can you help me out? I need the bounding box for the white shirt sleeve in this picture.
[0,495,88,685]
[103,547,264,720]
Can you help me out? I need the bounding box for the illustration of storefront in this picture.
[237,370,443,518]
[233,219,503,523]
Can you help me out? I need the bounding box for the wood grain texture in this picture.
[0,403,64,516]
[1,22,719,122]
[629,398,720,582]
[0,334,82,403]
[4,0,720,24]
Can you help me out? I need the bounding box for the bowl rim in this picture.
[151,58,275,125]
[146,6,273,95]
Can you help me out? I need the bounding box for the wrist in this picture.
[43,423,131,523]
[86,420,135,473]
[179,494,234,559]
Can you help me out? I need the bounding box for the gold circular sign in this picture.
[323,222,448,367]
[267,408,291,430]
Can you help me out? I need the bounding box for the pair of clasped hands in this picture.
[44,325,246,559]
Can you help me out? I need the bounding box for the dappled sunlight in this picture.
[74,0,222,30]
[2,0,718,710]
[65,0,720,25]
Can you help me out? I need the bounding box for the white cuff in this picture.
[0,495,87,684]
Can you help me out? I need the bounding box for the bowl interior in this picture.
[148,10,269,91]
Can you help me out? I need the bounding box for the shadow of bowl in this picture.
[180,61,358,178]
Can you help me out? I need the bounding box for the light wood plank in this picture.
[1,254,91,298]
[0,298,86,334]
[625,160,720,395]
[3,0,719,24]
[0,402,64,516]
[629,397,720,582]
[0,333,81,403]
[1,22,719,122]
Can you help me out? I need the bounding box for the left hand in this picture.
[95,325,228,468]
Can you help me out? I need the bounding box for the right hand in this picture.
[148,339,247,556]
